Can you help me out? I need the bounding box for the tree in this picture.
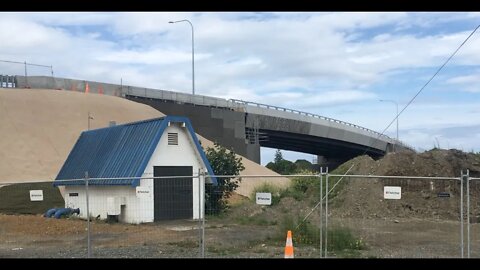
[294,159,314,172]
[205,142,245,214]
[274,149,283,164]
[266,149,296,175]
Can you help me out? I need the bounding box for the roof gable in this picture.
[54,116,217,187]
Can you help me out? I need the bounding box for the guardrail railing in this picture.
[229,99,414,150]
[7,74,414,151]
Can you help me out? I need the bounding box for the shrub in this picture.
[277,216,364,251]
[250,183,282,205]
[205,142,245,215]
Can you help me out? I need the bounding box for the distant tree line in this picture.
[266,149,317,175]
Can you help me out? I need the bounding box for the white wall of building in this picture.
[63,121,207,224]
[142,123,205,220]
[64,185,148,224]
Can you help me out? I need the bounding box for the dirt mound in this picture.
[367,149,480,177]
[330,149,480,220]
[0,88,163,182]
[196,138,290,197]
[0,88,287,196]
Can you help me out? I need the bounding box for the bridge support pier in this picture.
[316,155,348,171]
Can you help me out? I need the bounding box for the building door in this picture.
[153,166,193,221]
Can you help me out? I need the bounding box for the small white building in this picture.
[53,116,217,224]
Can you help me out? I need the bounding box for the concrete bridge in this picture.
[8,75,412,167]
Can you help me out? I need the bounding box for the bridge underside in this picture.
[258,129,384,168]
[126,96,386,169]
[259,129,384,157]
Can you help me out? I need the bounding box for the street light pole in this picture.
[88,112,94,130]
[169,19,195,96]
[380,99,399,152]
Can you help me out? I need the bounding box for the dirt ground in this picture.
[1,213,476,258]
[3,149,480,258]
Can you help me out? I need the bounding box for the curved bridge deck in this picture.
[10,75,413,167]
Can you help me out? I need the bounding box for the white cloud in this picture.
[110,12,195,36]
[446,73,480,93]
[2,12,114,26]
[1,12,479,152]
[275,90,377,109]
[402,125,480,152]
[308,12,408,30]
[447,74,480,84]
[98,49,211,65]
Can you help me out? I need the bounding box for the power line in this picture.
[297,23,480,230]
[340,23,480,192]
[380,24,480,141]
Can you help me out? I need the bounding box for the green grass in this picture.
[276,164,352,204]
[0,182,64,215]
[279,174,318,201]
[250,183,282,205]
[276,216,365,253]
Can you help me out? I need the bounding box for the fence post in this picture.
[85,171,91,258]
[201,168,206,258]
[24,61,28,88]
[460,170,464,258]
[319,167,323,258]
[466,169,470,258]
[325,167,329,258]
[198,168,202,258]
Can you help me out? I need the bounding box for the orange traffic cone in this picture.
[85,82,90,93]
[284,230,294,258]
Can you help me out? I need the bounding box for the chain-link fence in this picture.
[203,174,321,258]
[85,175,203,258]
[1,170,478,258]
[467,173,480,258]
[0,180,86,257]
[1,60,54,89]
[324,174,462,258]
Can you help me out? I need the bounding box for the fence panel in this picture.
[0,173,468,258]
[0,180,87,258]
[326,175,461,258]
[203,175,323,258]
[469,177,480,258]
[85,175,202,258]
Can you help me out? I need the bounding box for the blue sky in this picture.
[0,12,479,165]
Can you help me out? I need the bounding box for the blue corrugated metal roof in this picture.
[54,116,217,187]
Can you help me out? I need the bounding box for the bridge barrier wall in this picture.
[9,75,406,155]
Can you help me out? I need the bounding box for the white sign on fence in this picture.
[29,190,44,201]
[256,193,272,205]
[136,186,151,198]
[384,186,401,199]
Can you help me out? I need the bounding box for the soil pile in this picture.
[331,149,480,220]
[0,88,287,197]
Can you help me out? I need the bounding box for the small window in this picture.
[168,133,178,145]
